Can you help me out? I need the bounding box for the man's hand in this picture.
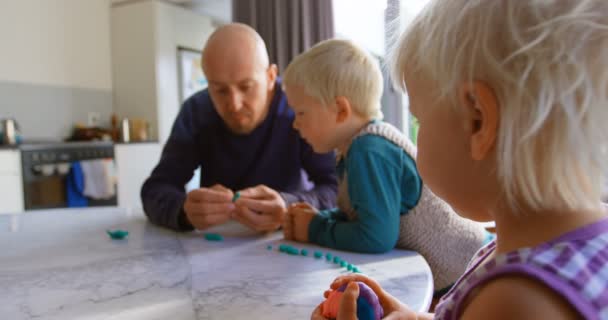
[285,202,318,242]
[233,185,286,232]
[183,184,235,230]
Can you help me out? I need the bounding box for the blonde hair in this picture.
[283,39,384,119]
[391,0,608,212]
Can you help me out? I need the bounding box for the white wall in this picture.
[185,0,231,23]
[0,0,112,90]
[111,1,215,142]
[155,1,215,142]
[111,1,159,138]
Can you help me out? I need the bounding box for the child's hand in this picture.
[311,282,361,320]
[322,274,417,320]
[285,202,318,242]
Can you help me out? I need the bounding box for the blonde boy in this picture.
[282,39,492,291]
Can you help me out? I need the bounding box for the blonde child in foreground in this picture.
[313,0,608,319]
[281,38,492,293]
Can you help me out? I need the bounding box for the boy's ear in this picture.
[458,81,498,161]
[334,96,352,123]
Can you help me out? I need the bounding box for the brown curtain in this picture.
[232,0,335,73]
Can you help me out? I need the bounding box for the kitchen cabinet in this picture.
[114,142,162,211]
[0,149,24,214]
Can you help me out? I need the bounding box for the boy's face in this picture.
[285,85,340,153]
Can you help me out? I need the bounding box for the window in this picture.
[332,0,430,142]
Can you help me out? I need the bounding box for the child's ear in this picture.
[334,96,351,123]
[458,82,498,161]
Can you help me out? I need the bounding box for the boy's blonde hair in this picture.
[283,39,383,119]
[391,0,608,212]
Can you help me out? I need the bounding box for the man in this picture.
[141,23,337,232]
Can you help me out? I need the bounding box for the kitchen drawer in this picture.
[0,173,24,214]
[0,150,21,175]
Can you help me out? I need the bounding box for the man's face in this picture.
[204,56,275,135]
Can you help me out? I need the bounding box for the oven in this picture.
[20,142,117,210]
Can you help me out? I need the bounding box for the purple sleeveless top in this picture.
[434,218,608,320]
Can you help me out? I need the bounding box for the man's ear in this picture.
[334,96,352,123]
[458,81,499,161]
[267,64,278,88]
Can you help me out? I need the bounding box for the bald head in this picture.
[201,23,278,135]
[202,23,270,74]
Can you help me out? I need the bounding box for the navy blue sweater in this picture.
[141,80,338,231]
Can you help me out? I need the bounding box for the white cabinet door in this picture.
[0,149,21,174]
[114,143,162,211]
[0,150,24,214]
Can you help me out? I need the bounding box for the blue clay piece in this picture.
[326,253,332,261]
[204,233,224,241]
[347,264,353,271]
[300,249,308,256]
[340,261,347,267]
[333,256,340,264]
[232,191,241,202]
[106,229,129,240]
[314,251,323,259]
[337,282,384,320]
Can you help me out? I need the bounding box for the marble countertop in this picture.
[0,208,433,320]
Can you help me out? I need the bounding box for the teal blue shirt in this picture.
[308,134,422,253]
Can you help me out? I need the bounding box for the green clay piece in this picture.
[340,261,347,267]
[267,245,273,250]
[279,244,287,252]
[204,233,224,241]
[107,229,129,240]
[287,247,299,255]
[347,264,353,271]
[333,256,341,264]
[326,253,332,261]
[314,251,323,259]
[300,249,308,256]
[352,267,360,273]
[232,191,241,202]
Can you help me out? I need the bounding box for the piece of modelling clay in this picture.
[321,282,384,320]
[340,261,347,267]
[301,249,308,256]
[352,266,360,273]
[326,253,333,261]
[204,233,224,241]
[347,264,353,271]
[314,251,323,259]
[232,191,241,202]
[106,229,129,240]
[333,256,341,264]
[267,245,273,250]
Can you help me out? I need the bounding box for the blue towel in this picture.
[66,161,88,207]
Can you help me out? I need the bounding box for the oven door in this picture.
[24,170,66,210]
[21,143,117,210]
